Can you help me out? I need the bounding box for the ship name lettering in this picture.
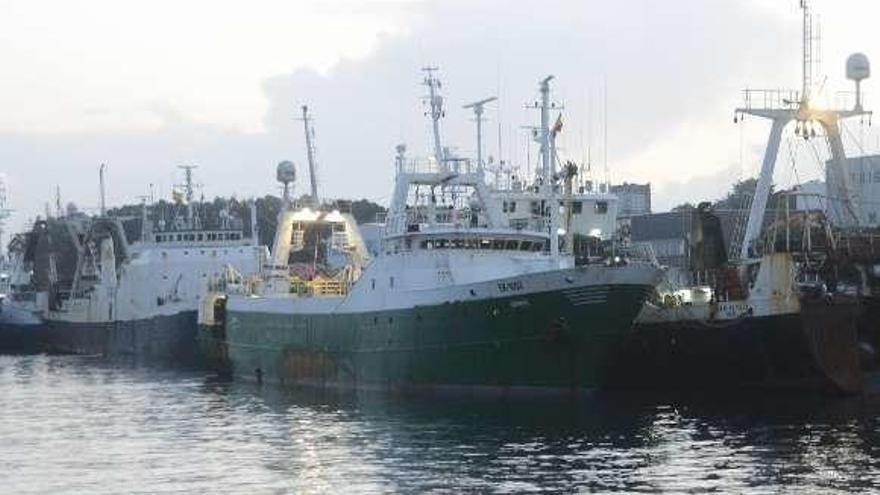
[718,302,750,315]
[497,280,524,293]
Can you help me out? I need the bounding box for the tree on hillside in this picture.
[350,199,386,224]
[107,195,385,246]
[671,202,696,212]
[714,178,761,210]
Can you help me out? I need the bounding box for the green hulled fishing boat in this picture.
[200,72,662,395]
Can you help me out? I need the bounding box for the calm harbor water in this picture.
[3,354,880,493]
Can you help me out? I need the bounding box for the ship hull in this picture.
[0,304,46,353]
[0,323,47,354]
[858,296,880,367]
[197,323,232,375]
[221,282,654,395]
[45,311,200,364]
[612,300,863,394]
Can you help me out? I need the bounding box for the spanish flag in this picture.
[552,113,563,134]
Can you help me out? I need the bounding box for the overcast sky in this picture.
[1,0,879,233]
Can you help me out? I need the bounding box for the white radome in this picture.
[846,53,870,81]
[276,160,297,184]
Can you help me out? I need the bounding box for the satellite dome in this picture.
[847,53,870,81]
[276,160,296,184]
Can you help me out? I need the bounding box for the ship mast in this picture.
[99,163,107,217]
[300,105,320,206]
[385,69,503,239]
[463,96,497,175]
[0,176,14,256]
[539,75,560,257]
[177,165,198,229]
[734,0,869,259]
[137,195,150,242]
[54,185,62,218]
[423,67,447,170]
[801,0,813,107]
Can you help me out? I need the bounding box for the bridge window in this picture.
[519,241,533,251]
[530,201,540,215]
[595,201,608,214]
[505,240,518,250]
[572,201,583,214]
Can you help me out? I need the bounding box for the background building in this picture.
[611,183,651,217]
[826,154,880,227]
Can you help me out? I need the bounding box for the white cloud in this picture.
[0,0,416,133]
[2,0,880,238]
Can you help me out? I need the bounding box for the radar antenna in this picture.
[463,96,498,174]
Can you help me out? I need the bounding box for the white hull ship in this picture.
[40,166,268,362]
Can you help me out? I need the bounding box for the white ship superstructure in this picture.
[463,87,619,244]
[490,181,618,242]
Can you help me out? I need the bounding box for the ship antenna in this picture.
[137,194,150,242]
[463,96,498,175]
[603,77,609,187]
[801,0,813,107]
[422,66,447,170]
[0,176,12,256]
[177,165,198,229]
[299,105,320,206]
[99,163,107,216]
[54,185,62,218]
